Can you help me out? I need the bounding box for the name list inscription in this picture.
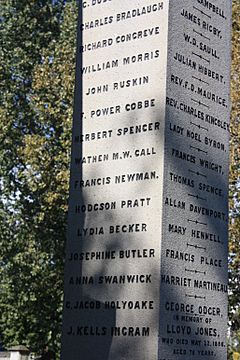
[159,1,231,359]
[61,1,231,359]
[62,1,168,359]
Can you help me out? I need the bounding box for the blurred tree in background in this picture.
[0,1,77,358]
[0,0,239,359]
[229,0,240,356]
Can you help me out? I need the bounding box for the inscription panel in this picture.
[159,1,231,359]
[62,1,169,359]
[61,1,231,359]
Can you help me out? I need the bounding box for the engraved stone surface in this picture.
[61,1,231,359]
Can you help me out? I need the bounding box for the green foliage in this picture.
[0,0,77,358]
[229,0,240,356]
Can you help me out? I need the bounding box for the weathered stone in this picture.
[61,1,231,359]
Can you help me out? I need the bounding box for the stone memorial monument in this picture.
[61,1,231,359]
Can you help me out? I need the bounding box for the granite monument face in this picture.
[61,1,231,359]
